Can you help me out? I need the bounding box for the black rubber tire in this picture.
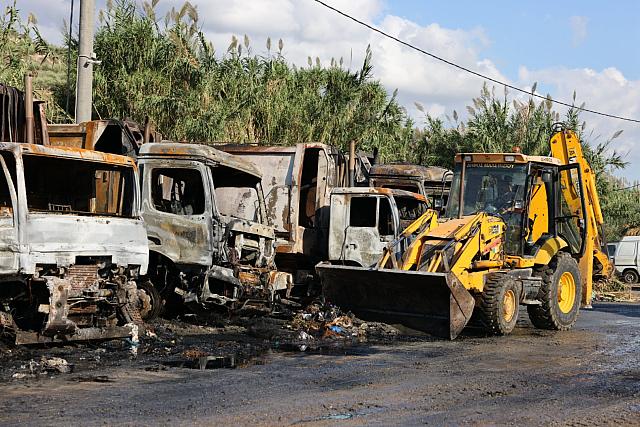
[622,269,639,284]
[137,280,164,321]
[527,252,582,330]
[476,274,520,335]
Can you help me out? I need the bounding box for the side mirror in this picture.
[434,199,443,209]
[541,171,553,183]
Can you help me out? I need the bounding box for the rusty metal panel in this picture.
[139,159,214,267]
[221,150,295,237]
[140,142,262,178]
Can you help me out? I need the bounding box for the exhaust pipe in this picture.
[24,73,34,144]
[143,116,151,144]
[348,139,356,186]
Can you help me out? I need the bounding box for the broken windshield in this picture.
[446,163,527,218]
[211,166,264,223]
[24,154,135,217]
[395,196,428,229]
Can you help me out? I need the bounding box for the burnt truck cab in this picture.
[368,164,452,211]
[327,187,429,267]
[0,143,148,344]
[138,143,291,312]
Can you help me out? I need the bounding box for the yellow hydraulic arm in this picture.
[549,128,611,306]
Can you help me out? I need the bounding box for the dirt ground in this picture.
[0,302,639,426]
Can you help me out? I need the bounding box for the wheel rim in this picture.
[558,272,577,314]
[624,272,636,283]
[502,289,517,323]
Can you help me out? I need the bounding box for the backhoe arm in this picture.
[549,128,611,306]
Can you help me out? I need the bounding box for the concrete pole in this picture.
[75,0,95,123]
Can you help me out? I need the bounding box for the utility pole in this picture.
[75,0,96,123]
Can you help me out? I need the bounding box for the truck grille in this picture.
[67,265,99,292]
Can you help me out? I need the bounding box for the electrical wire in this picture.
[612,183,640,191]
[312,0,640,124]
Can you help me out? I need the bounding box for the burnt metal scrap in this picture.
[0,142,149,345]
[326,187,429,267]
[47,119,162,158]
[0,80,462,349]
[369,163,452,210]
[0,83,48,145]
[217,143,354,295]
[138,142,293,315]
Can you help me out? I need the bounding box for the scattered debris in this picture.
[593,279,637,301]
[41,357,73,374]
[289,300,400,341]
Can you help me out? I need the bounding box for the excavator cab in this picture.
[318,127,607,339]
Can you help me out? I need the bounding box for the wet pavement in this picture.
[0,302,639,426]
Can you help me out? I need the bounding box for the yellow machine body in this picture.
[318,128,610,339]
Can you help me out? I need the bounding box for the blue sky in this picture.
[387,0,640,80]
[16,0,640,181]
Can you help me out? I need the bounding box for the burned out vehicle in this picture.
[0,143,148,344]
[138,143,291,314]
[327,187,429,267]
[218,143,351,292]
[368,164,452,210]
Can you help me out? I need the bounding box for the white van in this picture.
[610,236,640,283]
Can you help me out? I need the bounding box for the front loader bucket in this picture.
[317,264,476,340]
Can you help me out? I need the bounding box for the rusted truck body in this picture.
[0,143,148,344]
[47,119,161,157]
[218,143,349,291]
[327,187,429,267]
[138,143,291,313]
[368,164,452,210]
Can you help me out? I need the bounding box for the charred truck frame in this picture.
[218,143,350,294]
[138,143,292,314]
[327,187,429,267]
[0,143,147,344]
[368,164,452,211]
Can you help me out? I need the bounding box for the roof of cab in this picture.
[331,186,427,201]
[0,142,136,166]
[454,153,562,166]
[139,142,262,178]
[369,164,452,182]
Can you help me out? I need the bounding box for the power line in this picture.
[312,0,640,124]
[612,183,640,192]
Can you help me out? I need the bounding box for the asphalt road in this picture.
[0,302,639,426]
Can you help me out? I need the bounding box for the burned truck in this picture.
[327,187,429,267]
[0,143,148,344]
[368,164,452,211]
[218,143,350,293]
[138,143,291,314]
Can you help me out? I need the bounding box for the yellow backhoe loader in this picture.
[317,126,612,339]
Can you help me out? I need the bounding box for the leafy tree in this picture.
[90,0,413,155]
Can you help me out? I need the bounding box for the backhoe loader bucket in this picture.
[317,264,476,339]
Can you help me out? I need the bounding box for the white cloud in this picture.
[519,65,640,180]
[196,1,507,123]
[569,15,588,46]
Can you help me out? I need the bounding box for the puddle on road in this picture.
[163,354,265,370]
[161,341,373,370]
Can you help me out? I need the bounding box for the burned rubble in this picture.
[0,299,407,382]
